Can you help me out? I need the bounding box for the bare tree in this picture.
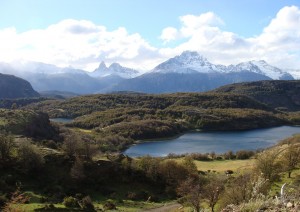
[204,174,225,212]
[70,156,85,181]
[63,134,80,157]
[177,177,206,212]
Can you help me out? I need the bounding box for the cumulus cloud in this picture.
[160,27,179,43]
[1,6,300,73]
[159,7,300,70]
[0,19,159,71]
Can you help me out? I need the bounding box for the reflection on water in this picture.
[123,126,300,157]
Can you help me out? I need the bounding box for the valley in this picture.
[0,79,300,211]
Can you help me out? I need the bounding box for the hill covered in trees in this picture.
[214,80,300,111]
[0,73,40,99]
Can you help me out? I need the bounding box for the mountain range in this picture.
[0,51,297,94]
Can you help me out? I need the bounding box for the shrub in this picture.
[0,195,8,208]
[63,196,79,208]
[126,191,149,201]
[80,196,95,211]
[236,150,254,160]
[103,200,116,210]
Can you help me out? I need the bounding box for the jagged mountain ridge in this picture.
[0,51,296,94]
[89,62,140,79]
[151,51,294,80]
[107,51,294,93]
[152,51,227,74]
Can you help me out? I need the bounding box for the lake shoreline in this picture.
[123,125,300,157]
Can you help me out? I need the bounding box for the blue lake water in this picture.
[50,118,74,123]
[123,126,300,157]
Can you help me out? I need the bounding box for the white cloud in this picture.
[1,6,300,73]
[160,27,179,43]
[0,19,159,71]
[158,7,300,70]
[179,12,224,37]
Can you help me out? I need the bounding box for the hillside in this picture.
[0,109,58,139]
[214,80,300,111]
[22,91,296,153]
[0,73,40,99]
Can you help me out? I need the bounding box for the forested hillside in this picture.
[214,80,300,111]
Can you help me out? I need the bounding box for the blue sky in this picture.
[0,0,300,73]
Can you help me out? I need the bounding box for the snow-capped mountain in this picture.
[0,61,101,94]
[231,60,294,80]
[90,62,140,79]
[0,51,296,94]
[107,51,294,93]
[152,51,227,74]
[285,69,300,79]
[152,51,293,80]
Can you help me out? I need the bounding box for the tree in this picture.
[282,144,300,178]
[221,173,252,207]
[158,160,189,187]
[70,156,85,181]
[63,134,80,158]
[0,133,14,161]
[17,141,44,172]
[11,103,18,110]
[224,150,235,160]
[79,136,98,160]
[177,177,206,212]
[204,174,225,212]
[255,149,282,181]
[181,156,198,175]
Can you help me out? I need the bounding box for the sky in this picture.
[0,0,300,72]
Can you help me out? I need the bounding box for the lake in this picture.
[50,118,74,123]
[123,126,300,157]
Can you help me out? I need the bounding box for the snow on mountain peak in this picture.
[151,51,293,79]
[178,51,209,64]
[153,51,227,74]
[234,60,293,80]
[90,62,140,79]
[98,61,108,70]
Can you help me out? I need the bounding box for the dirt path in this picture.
[143,202,183,212]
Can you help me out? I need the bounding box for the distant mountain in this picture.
[214,80,300,111]
[39,90,80,99]
[108,51,293,93]
[285,69,300,79]
[152,51,227,74]
[230,60,294,80]
[0,62,103,94]
[0,61,141,94]
[89,62,140,78]
[0,73,39,99]
[0,52,295,94]
[152,51,293,80]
